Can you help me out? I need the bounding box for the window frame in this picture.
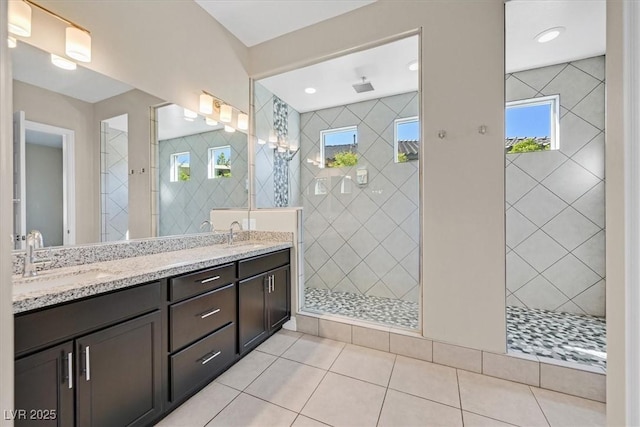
[170,151,190,182]
[394,116,419,163]
[207,145,232,179]
[505,94,560,152]
[319,125,358,169]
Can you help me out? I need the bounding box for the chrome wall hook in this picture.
[437,130,447,139]
[478,125,488,135]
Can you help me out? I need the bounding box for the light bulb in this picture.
[65,27,91,62]
[237,113,248,130]
[199,93,213,114]
[220,104,232,123]
[8,1,31,37]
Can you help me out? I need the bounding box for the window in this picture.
[170,152,190,182]
[320,126,358,168]
[394,117,419,163]
[505,95,559,153]
[208,145,231,179]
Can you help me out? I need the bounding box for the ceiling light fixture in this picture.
[237,113,248,130]
[51,53,76,70]
[224,125,236,133]
[305,87,316,94]
[535,27,565,43]
[7,37,17,48]
[205,117,218,126]
[8,0,32,37]
[408,60,419,71]
[199,93,214,114]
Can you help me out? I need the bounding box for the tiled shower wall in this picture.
[301,92,420,303]
[506,56,605,317]
[254,82,301,208]
[100,124,129,242]
[159,129,248,236]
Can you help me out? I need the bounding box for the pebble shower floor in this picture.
[303,288,606,369]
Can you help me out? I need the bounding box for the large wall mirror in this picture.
[11,40,249,249]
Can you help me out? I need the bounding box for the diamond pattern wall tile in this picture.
[382,229,416,263]
[346,228,378,259]
[380,92,415,113]
[382,264,417,298]
[573,231,606,277]
[506,251,538,293]
[400,210,420,243]
[306,273,328,290]
[542,160,600,204]
[316,229,346,256]
[572,133,605,179]
[572,83,605,131]
[362,137,393,172]
[305,242,331,272]
[316,106,345,126]
[362,101,397,136]
[515,63,567,90]
[505,164,537,204]
[506,208,538,248]
[514,230,568,272]
[346,99,377,121]
[573,182,605,228]
[513,185,567,227]
[364,245,398,280]
[541,64,601,109]
[557,112,600,157]
[505,76,537,102]
[333,244,361,275]
[382,192,416,225]
[572,280,605,317]
[333,276,360,294]
[332,211,361,240]
[541,254,601,299]
[331,107,360,130]
[350,262,380,293]
[365,281,396,299]
[511,150,567,182]
[398,94,419,118]
[555,300,587,316]
[514,276,569,311]
[506,293,526,308]
[571,56,605,81]
[316,259,344,289]
[542,207,600,251]
[365,173,396,205]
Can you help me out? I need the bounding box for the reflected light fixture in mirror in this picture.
[65,26,91,62]
[205,117,218,126]
[8,37,17,48]
[200,93,214,114]
[184,108,197,122]
[220,104,233,123]
[51,53,76,70]
[237,113,248,130]
[224,125,235,133]
[8,0,32,37]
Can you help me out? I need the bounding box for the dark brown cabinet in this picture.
[238,250,291,355]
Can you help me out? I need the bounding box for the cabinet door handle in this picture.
[201,275,220,284]
[85,346,91,381]
[67,352,73,389]
[200,308,221,319]
[201,351,221,365]
[271,275,275,292]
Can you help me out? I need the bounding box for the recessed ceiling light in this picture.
[51,54,76,70]
[408,60,419,71]
[535,27,565,43]
[305,87,316,94]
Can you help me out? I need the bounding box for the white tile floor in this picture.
[155,330,606,427]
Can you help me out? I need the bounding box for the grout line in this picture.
[462,409,521,427]
[455,369,463,413]
[297,342,347,416]
[529,385,552,427]
[202,388,243,427]
[386,385,463,412]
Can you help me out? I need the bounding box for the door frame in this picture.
[23,119,76,246]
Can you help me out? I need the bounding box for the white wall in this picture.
[250,1,506,353]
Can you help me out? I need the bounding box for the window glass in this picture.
[170,152,190,182]
[506,95,559,153]
[394,117,419,163]
[320,126,358,168]
[208,146,231,179]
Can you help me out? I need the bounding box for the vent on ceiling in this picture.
[352,77,374,93]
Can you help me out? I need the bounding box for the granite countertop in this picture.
[12,241,292,314]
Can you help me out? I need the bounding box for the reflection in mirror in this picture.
[155,104,248,236]
[11,40,163,247]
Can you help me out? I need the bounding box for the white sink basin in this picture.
[14,268,114,290]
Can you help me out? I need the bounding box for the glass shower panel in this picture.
[100,114,129,242]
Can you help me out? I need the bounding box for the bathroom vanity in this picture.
[12,239,291,426]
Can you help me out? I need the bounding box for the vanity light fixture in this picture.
[237,113,249,130]
[257,138,266,145]
[268,130,278,143]
[8,0,32,37]
[220,104,233,123]
[183,109,197,122]
[224,125,236,133]
[305,87,316,94]
[7,37,17,48]
[51,54,76,70]
[535,27,565,43]
[199,93,214,114]
[65,26,91,62]
[205,117,218,126]
[408,60,419,71]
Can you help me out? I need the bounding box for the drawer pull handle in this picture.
[200,308,221,319]
[67,352,73,389]
[85,346,91,381]
[202,351,221,365]
[201,276,221,284]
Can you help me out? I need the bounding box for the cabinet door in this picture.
[268,266,290,332]
[76,311,162,427]
[14,342,74,427]
[238,274,267,354]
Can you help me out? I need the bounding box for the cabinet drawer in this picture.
[170,322,236,402]
[238,249,290,280]
[170,283,236,351]
[170,263,235,302]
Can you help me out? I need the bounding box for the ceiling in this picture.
[157,104,226,141]
[259,35,419,113]
[207,0,604,113]
[12,41,133,104]
[194,0,376,47]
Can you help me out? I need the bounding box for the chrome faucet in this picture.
[200,220,214,232]
[23,230,50,277]
[227,221,242,245]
